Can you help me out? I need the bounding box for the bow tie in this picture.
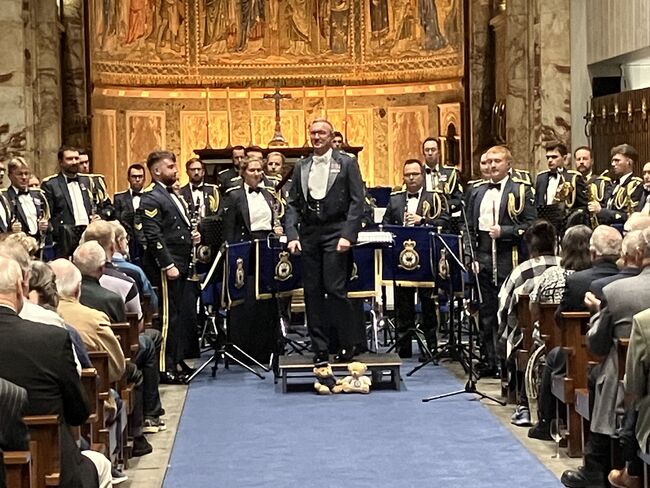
[248,187,261,194]
[407,193,419,199]
[132,191,141,197]
[548,172,558,179]
[17,189,30,196]
[313,155,329,165]
[426,167,438,174]
[166,186,176,194]
[66,176,79,183]
[191,185,203,192]
[487,182,501,190]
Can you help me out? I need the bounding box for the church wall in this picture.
[92,83,461,194]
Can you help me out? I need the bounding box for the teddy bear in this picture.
[313,364,339,395]
[333,361,372,394]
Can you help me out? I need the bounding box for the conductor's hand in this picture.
[166,265,180,280]
[488,225,501,239]
[471,261,480,275]
[191,230,201,245]
[288,240,302,254]
[336,238,351,252]
[588,201,602,213]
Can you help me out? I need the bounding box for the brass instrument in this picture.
[587,182,599,228]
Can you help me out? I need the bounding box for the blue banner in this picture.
[222,241,251,307]
[255,240,303,300]
[430,233,464,292]
[380,225,434,287]
[348,246,377,298]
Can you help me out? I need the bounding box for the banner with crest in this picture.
[380,225,435,288]
[348,246,379,298]
[255,240,303,300]
[430,233,464,293]
[222,241,251,308]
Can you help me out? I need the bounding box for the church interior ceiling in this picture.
[90,0,464,86]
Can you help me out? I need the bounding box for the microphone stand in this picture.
[422,201,505,405]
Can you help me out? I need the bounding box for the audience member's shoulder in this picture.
[17,316,70,344]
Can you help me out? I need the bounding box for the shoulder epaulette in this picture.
[567,169,581,175]
[538,169,550,175]
[218,168,231,175]
[597,175,611,182]
[113,189,128,196]
[390,189,406,196]
[442,165,460,172]
[600,170,610,177]
[472,180,488,187]
[467,178,485,186]
[225,186,239,194]
[511,177,529,185]
[41,174,58,182]
[230,176,242,182]
[142,183,155,193]
[515,168,531,174]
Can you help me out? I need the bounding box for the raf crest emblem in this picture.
[274,251,293,282]
[234,257,245,289]
[398,239,420,271]
[438,248,450,280]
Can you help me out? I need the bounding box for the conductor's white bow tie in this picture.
[313,155,329,165]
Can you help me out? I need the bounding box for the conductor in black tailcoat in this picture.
[382,158,449,358]
[465,145,537,377]
[285,119,365,366]
[138,151,201,381]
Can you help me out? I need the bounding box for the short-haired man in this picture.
[382,159,449,357]
[179,158,219,218]
[286,119,365,365]
[589,144,644,225]
[465,145,537,377]
[534,142,588,232]
[217,145,245,193]
[41,145,97,257]
[114,163,146,263]
[266,151,285,180]
[574,146,613,204]
[3,156,49,242]
[331,131,344,148]
[421,136,463,213]
[78,149,114,220]
[138,150,201,382]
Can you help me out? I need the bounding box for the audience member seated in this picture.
[496,220,561,427]
[0,256,112,488]
[561,227,650,488]
[527,225,593,440]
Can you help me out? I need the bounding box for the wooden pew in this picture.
[552,311,592,457]
[538,303,562,352]
[23,415,60,488]
[515,294,533,373]
[79,367,106,457]
[125,312,141,358]
[87,351,120,465]
[4,448,33,488]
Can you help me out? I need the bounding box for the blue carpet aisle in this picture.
[164,360,563,488]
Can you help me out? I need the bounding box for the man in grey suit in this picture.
[561,225,650,488]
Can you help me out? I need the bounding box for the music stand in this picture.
[185,245,270,383]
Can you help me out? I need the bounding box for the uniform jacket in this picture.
[285,149,365,243]
[222,185,279,243]
[41,172,93,227]
[586,173,613,206]
[86,173,114,220]
[625,307,650,453]
[113,189,136,225]
[138,183,193,274]
[217,167,242,193]
[534,169,588,210]
[381,188,449,230]
[587,267,650,435]
[0,307,95,488]
[179,182,220,217]
[424,164,462,212]
[2,186,49,238]
[597,173,644,224]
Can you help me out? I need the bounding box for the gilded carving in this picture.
[387,106,429,187]
[126,111,166,168]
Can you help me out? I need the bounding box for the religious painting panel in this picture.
[387,106,429,187]
[196,0,356,66]
[438,102,462,169]
[251,110,306,148]
[125,111,166,171]
[327,109,375,185]
[91,109,118,194]
[90,0,189,65]
[179,111,229,184]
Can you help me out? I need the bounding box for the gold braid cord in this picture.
[507,184,526,220]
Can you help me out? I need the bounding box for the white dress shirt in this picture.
[191,185,206,218]
[14,187,37,234]
[545,169,563,205]
[131,189,141,210]
[244,184,272,232]
[67,177,90,226]
[405,188,422,222]
[308,148,333,200]
[425,164,441,192]
[478,176,508,231]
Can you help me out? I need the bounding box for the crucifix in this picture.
[263,84,292,147]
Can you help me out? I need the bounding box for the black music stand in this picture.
[421,205,505,405]
[185,246,270,383]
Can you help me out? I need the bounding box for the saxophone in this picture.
[587,182,599,228]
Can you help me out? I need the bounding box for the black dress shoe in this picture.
[159,371,185,385]
[333,347,356,363]
[313,352,329,366]
[560,467,606,487]
[131,435,153,457]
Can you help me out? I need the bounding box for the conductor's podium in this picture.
[278,353,402,393]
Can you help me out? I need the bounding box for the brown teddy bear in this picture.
[333,361,372,394]
[313,364,339,395]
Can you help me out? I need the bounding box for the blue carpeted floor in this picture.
[164,359,563,488]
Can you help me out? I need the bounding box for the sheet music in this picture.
[356,231,394,245]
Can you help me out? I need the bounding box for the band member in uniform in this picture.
[222,157,283,362]
[422,136,463,213]
[41,146,96,258]
[114,163,146,263]
[4,157,49,245]
[589,144,644,225]
[265,151,285,185]
[466,145,537,377]
[382,158,449,358]
[332,131,344,149]
[138,151,201,382]
[78,149,114,220]
[179,158,220,218]
[534,141,587,231]
[286,119,365,366]
[574,146,612,227]
[217,145,245,193]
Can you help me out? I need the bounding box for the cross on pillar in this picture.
[263,84,292,147]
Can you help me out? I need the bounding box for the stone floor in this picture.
[121,359,581,487]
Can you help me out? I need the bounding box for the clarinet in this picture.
[188,196,201,281]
